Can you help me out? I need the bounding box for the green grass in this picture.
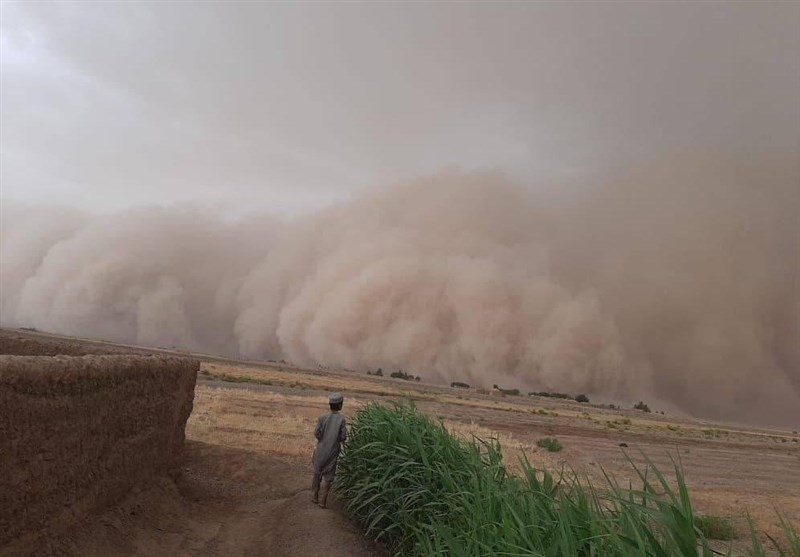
[536,437,563,452]
[336,402,799,557]
[694,515,737,540]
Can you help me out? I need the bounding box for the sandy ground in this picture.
[47,440,378,557]
[5,329,799,556]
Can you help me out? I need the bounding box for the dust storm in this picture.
[2,156,798,425]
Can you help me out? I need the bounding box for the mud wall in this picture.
[0,354,198,554]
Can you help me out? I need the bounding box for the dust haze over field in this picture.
[2,2,799,425]
[3,156,799,426]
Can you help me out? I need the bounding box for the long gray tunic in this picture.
[312,411,347,476]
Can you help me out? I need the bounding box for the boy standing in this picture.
[311,392,347,508]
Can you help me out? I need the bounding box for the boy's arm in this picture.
[339,418,347,442]
[314,416,325,441]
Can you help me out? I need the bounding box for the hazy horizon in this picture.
[2,2,799,426]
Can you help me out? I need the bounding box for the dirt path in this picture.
[50,442,381,557]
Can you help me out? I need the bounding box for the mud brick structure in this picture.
[0,339,198,555]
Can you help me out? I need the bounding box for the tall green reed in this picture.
[336,402,798,557]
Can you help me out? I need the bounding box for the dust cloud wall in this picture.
[1,157,798,425]
[0,352,198,555]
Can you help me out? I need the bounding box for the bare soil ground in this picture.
[48,441,377,557]
[5,329,799,556]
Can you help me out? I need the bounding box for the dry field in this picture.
[5,329,799,556]
[188,359,800,555]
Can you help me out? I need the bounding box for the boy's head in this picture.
[329,392,344,412]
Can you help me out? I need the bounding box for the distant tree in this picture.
[451,381,471,389]
[375,368,383,376]
[633,401,651,413]
[414,376,421,382]
[575,394,590,403]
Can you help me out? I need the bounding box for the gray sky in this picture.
[2,1,799,215]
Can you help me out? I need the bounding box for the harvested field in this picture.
[1,328,798,556]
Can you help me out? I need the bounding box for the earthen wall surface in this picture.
[0,354,198,554]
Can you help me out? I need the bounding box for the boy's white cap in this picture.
[329,392,344,404]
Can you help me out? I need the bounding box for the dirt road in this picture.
[48,441,380,557]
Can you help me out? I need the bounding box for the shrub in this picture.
[529,391,574,400]
[536,437,563,452]
[451,381,471,389]
[634,401,651,412]
[695,515,737,540]
[493,384,520,396]
[390,370,415,381]
[575,394,590,403]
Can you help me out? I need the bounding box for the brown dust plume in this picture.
[2,157,798,425]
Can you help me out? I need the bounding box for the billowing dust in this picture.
[2,156,798,425]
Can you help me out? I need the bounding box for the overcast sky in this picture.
[2,1,799,215]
